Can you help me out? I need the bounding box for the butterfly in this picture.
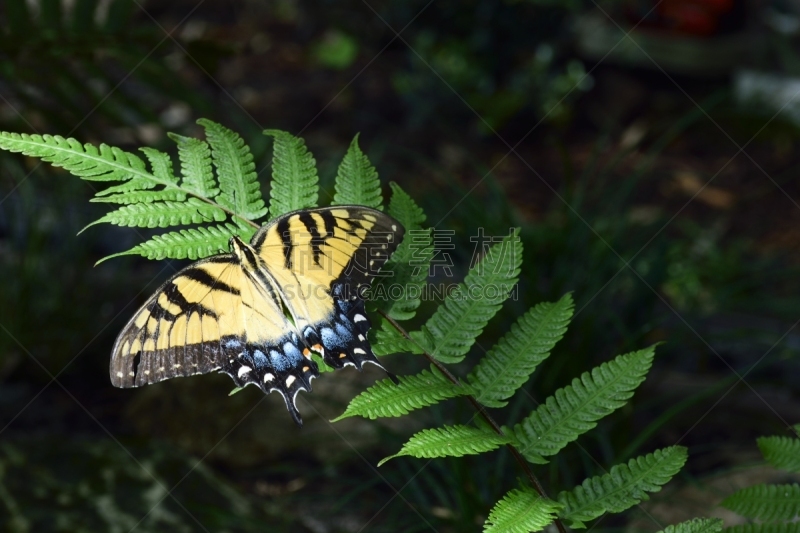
[110,206,404,426]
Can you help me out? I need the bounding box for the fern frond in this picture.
[379,425,510,466]
[90,189,187,205]
[721,484,800,522]
[98,223,242,263]
[333,133,383,209]
[168,133,219,198]
[264,129,319,217]
[388,182,426,230]
[483,488,561,533]
[371,320,423,356]
[372,228,432,321]
[657,518,723,533]
[513,347,655,464]
[198,119,267,221]
[468,294,574,408]
[83,198,226,231]
[558,446,687,529]
[334,367,470,421]
[0,132,150,182]
[139,147,178,184]
[420,230,522,364]
[758,436,800,473]
[725,524,800,533]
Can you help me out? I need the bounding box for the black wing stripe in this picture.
[277,217,293,269]
[183,268,240,296]
[298,211,325,266]
[319,209,337,239]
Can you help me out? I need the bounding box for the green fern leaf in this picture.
[513,347,655,464]
[721,484,800,522]
[139,147,178,184]
[725,524,800,533]
[90,189,187,205]
[98,223,242,263]
[379,424,510,466]
[371,319,423,356]
[387,182,426,230]
[468,294,574,408]
[558,446,687,529]
[657,518,723,533]
[198,119,267,221]
[0,132,151,182]
[264,129,319,217]
[92,178,156,197]
[333,133,383,209]
[483,488,561,533]
[371,228,432,321]
[758,436,800,473]
[419,230,522,364]
[83,198,226,231]
[334,367,470,421]
[167,133,219,198]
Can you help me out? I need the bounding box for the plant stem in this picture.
[379,311,568,533]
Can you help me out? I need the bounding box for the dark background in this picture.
[1,0,799,531]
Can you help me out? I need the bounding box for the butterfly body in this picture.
[110,206,403,426]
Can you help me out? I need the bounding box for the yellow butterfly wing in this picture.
[110,206,404,425]
[252,206,404,371]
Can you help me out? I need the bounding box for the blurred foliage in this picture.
[0,0,219,135]
[0,436,284,532]
[302,0,596,133]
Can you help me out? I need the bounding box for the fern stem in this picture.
[378,310,568,533]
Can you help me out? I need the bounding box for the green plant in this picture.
[720,425,800,527]
[0,121,686,531]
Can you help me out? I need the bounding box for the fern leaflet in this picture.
[725,525,800,533]
[0,132,151,183]
[379,425,510,466]
[167,132,218,198]
[369,184,430,319]
[513,347,655,464]
[198,119,266,221]
[721,484,800,522]
[758,436,800,473]
[90,189,187,205]
[483,488,561,533]
[333,133,383,209]
[468,294,574,408]
[139,147,178,184]
[387,182,426,230]
[372,228,432,320]
[371,320,423,356]
[334,367,470,421]
[264,129,319,217]
[419,230,522,364]
[83,198,226,231]
[98,223,243,263]
[557,446,687,529]
[657,518,723,533]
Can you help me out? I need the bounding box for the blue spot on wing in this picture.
[269,350,289,371]
[225,339,242,350]
[283,343,304,364]
[335,323,352,342]
[321,327,338,348]
[253,349,268,369]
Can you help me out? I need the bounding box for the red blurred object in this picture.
[629,0,738,36]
